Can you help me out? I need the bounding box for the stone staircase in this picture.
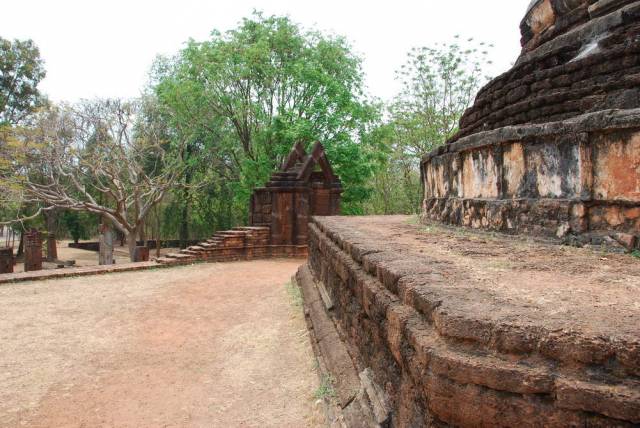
[156,226,271,265]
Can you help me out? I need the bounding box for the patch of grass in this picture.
[486,259,514,271]
[632,250,640,259]
[285,280,303,308]
[405,215,420,225]
[314,374,336,400]
[420,226,435,234]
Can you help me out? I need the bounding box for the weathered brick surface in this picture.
[302,215,640,427]
[422,0,640,250]
[24,230,43,272]
[454,2,640,141]
[0,247,14,274]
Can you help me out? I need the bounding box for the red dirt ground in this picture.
[0,260,323,427]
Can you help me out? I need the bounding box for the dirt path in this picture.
[0,260,323,427]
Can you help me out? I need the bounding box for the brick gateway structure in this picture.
[296,2,640,427]
[158,142,342,265]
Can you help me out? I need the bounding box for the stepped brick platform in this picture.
[422,0,640,249]
[158,141,341,267]
[156,226,306,266]
[297,215,640,427]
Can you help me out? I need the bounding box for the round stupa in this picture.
[422,0,640,252]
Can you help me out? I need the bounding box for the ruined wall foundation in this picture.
[298,216,640,427]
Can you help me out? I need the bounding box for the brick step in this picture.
[180,250,201,256]
[164,253,194,260]
[215,230,246,235]
[217,235,246,241]
[156,257,182,265]
[232,227,270,234]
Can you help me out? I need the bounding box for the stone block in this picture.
[0,247,14,274]
[24,230,42,272]
[593,131,640,202]
[133,246,149,262]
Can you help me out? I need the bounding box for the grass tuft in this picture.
[285,280,303,308]
[632,250,640,259]
[405,215,420,225]
[314,374,336,400]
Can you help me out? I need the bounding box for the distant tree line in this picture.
[0,14,492,261]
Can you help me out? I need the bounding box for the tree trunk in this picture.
[17,232,24,258]
[155,206,162,258]
[127,231,137,262]
[179,144,194,249]
[138,219,146,243]
[43,208,57,235]
[179,201,189,249]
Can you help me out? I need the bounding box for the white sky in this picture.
[3,0,530,103]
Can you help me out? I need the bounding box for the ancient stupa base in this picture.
[421,0,640,251]
[297,216,640,426]
[422,109,640,252]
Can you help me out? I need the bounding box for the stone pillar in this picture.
[24,230,43,272]
[294,190,310,245]
[133,246,149,262]
[0,247,14,274]
[271,190,296,246]
[46,233,58,262]
[98,224,114,266]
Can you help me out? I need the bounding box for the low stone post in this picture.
[133,246,149,262]
[46,233,58,261]
[24,229,43,272]
[98,224,114,265]
[0,247,14,274]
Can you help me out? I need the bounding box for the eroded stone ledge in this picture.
[301,215,640,426]
[421,111,640,247]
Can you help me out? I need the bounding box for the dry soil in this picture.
[0,260,323,427]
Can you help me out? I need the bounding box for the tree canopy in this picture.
[0,37,46,126]
[364,38,493,214]
[152,12,380,219]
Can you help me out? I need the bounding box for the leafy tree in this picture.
[0,37,47,244]
[0,37,46,125]
[61,210,93,243]
[152,12,379,222]
[391,37,493,156]
[366,38,493,214]
[1,99,187,260]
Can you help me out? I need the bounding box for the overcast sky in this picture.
[3,0,530,103]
